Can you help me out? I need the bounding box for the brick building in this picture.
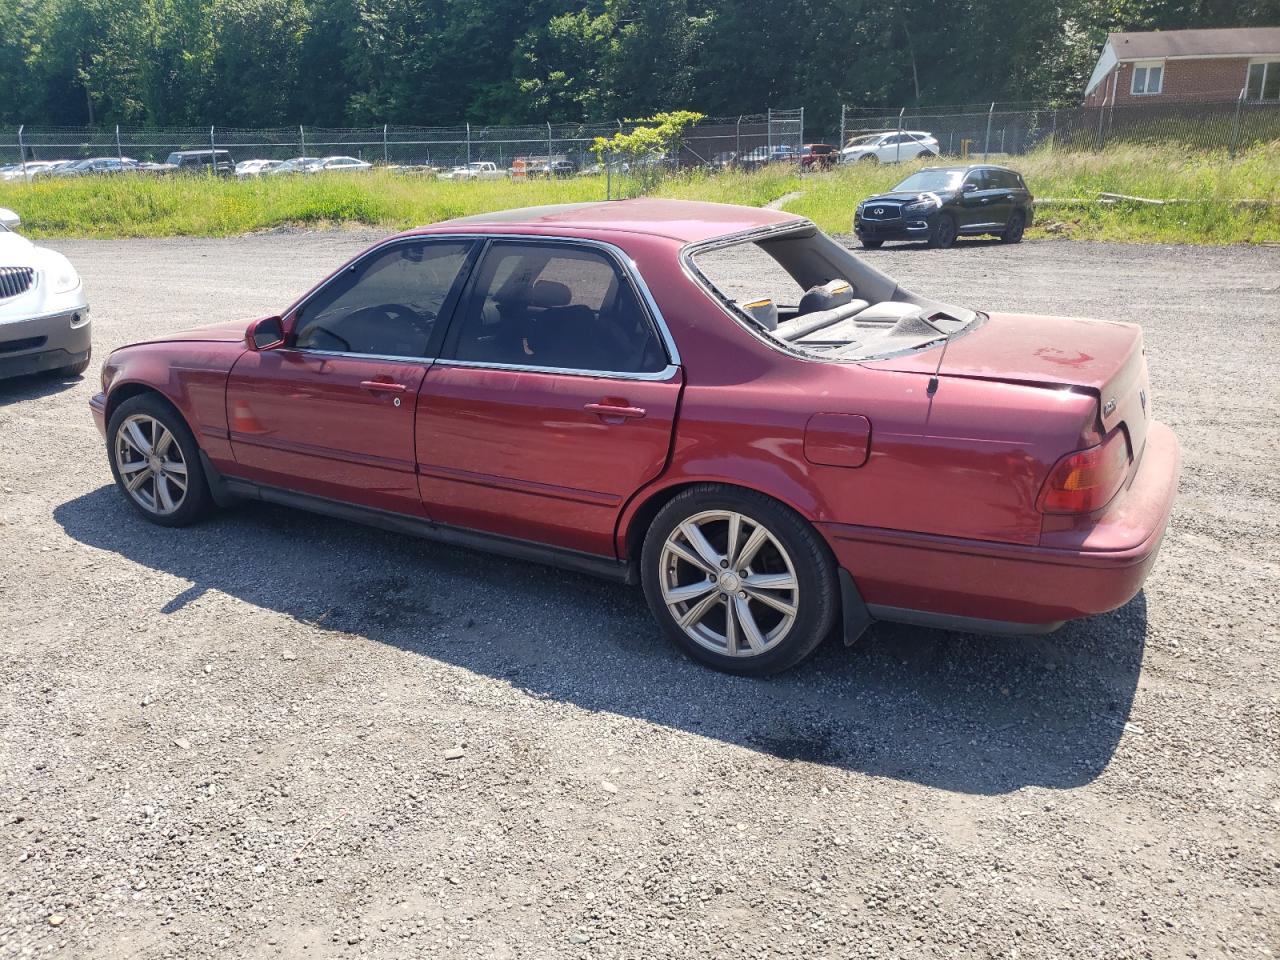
[1083,27,1280,106]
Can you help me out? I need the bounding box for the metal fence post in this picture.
[299,125,306,158]
[767,108,773,154]
[18,125,26,177]
[383,124,388,166]
[209,126,216,165]
[799,107,804,150]
[983,102,994,160]
[896,107,904,162]
[466,122,472,165]
[1230,88,1244,159]
[736,116,742,158]
[116,124,123,163]
[839,105,845,154]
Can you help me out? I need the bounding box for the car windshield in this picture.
[893,169,964,193]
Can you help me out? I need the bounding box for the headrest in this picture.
[530,279,571,307]
[798,278,855,316]
[736,298,779,331]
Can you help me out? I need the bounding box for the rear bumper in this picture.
[0,308,92,380]
[823,420,1180,628]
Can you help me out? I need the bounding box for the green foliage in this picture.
[6,0,1280,129]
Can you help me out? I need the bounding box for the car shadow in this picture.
[54,486,1147,795]
[0,370,84,405]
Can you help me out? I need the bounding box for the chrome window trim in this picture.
[433,358,681,382]
[283,232,681,375]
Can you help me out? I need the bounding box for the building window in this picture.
[1246,61,1280,101]
[1131,61,1164,95]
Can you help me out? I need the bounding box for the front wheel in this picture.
[641,486,838,676]
[928,214,958,249]
[860,238,884,249]
[107,393,213,527]
[1001,211,1026,244]
[55,350,92,378]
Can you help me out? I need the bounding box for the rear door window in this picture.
[445,241,668,374]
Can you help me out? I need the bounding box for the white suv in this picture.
[841,131,940,164]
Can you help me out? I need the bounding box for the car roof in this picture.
[421,198,806,243]
[913,164,1023,174]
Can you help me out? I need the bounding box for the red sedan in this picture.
[90,199,1179,675]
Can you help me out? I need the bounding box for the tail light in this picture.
[1037,429,1130,515]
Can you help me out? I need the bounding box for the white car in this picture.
[267,157,322,175]
[0,160,74,182]
[840,131,940,164]
[235,159,284,177]
[437,161,506,181]
[0,208,91,380]
[307,156,373,173]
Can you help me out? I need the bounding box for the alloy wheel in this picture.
[658,509,799,657]
[114,414,189,516]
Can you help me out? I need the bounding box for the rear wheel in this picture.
[641,486,838,676]
[1001,211,1026,244]
[107,393,212,527]
[859,154,878,164]
[860,239,884,250]
[928,214,958,249]
[915,150,932,159]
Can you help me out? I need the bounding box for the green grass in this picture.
[2,142,1277,244]
[783,140,1280,244]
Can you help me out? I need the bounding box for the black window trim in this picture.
[432,235,681,382]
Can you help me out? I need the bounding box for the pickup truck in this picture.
[438,161,507,181]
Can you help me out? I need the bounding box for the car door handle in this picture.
[360,380,407,393]
[584,401,646,421]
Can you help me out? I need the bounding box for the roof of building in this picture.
[427,199,806,244]
[1107,26,1280,60]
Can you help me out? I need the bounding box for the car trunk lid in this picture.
[867,311,1152,457]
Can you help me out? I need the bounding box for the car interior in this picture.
[449,244,667,374]
[690,225,976,359]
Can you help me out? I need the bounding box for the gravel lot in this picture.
[2,232,1278,959]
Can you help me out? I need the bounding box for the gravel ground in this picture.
[2,232,1278,959]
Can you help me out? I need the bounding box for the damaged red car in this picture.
[91,199,1179,674]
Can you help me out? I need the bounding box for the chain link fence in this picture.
[840,98,1280,161]
[0,110,804,176]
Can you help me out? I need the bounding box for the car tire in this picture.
[641,485,839,676]
[859,154,878,164]
[860,239,884,249]
[928,214,958,249]
[1001,211,1026,244]
[916,151,932,159]
[55,349,92,378]
[107,392,213,527]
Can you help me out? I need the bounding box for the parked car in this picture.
[0,160,74,182]
[707,151,738,171]
[799,144,837,170]
[855,165,1034,249]
[89,198,1177,676]
[268,157,322,175]
[438,161,506,181]
[307,156,373,173]
[165,149,236,176]
[235,159,284,177]
[0,207,91,380]
[841,131,940,164]
[54,157,143,177]
[740,145,799,170]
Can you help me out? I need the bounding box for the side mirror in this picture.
[961,182,978,194]
[0,208,20,230]
[247,315,286,351]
